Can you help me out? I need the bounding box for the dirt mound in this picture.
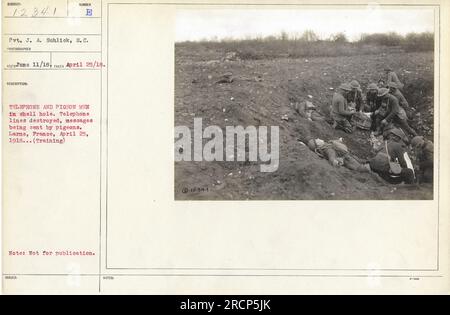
[175,48,434,200]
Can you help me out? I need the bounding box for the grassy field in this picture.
[177,32,433,60]
[174,41,434,200]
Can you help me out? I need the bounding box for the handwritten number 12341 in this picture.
[13,7,57,17]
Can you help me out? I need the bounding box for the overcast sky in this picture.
[175,6,435,42]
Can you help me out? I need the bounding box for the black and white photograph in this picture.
[174,6,435,200]
[2,0,449,296]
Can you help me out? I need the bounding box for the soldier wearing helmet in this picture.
[347,80,363,112]
[374,88,417,137]
[369,128,415,184]
[363,83,381,131]
[330,83,355,133]
[388,82,410,111]
[384,66,404,90]
[307,138,369,172]
[365,83,381,113]
[373,88,396,134]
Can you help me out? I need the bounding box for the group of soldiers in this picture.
[331,67,417,137]
[319,67,434,184]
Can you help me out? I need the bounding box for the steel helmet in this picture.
[367,83,378,90]
[377,88,389,97]
[339,83,352,91]
[350,80,361,89]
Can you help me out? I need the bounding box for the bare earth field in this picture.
[175,45,434,200]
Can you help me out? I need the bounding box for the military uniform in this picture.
[331,91,354,133]
[369,140,415,184]
[376,93,417,137]
[365,91,381,112]
[387,71,404,89]
[310,139,367,172]
[391,89,409,110]
[347,88,363,112]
